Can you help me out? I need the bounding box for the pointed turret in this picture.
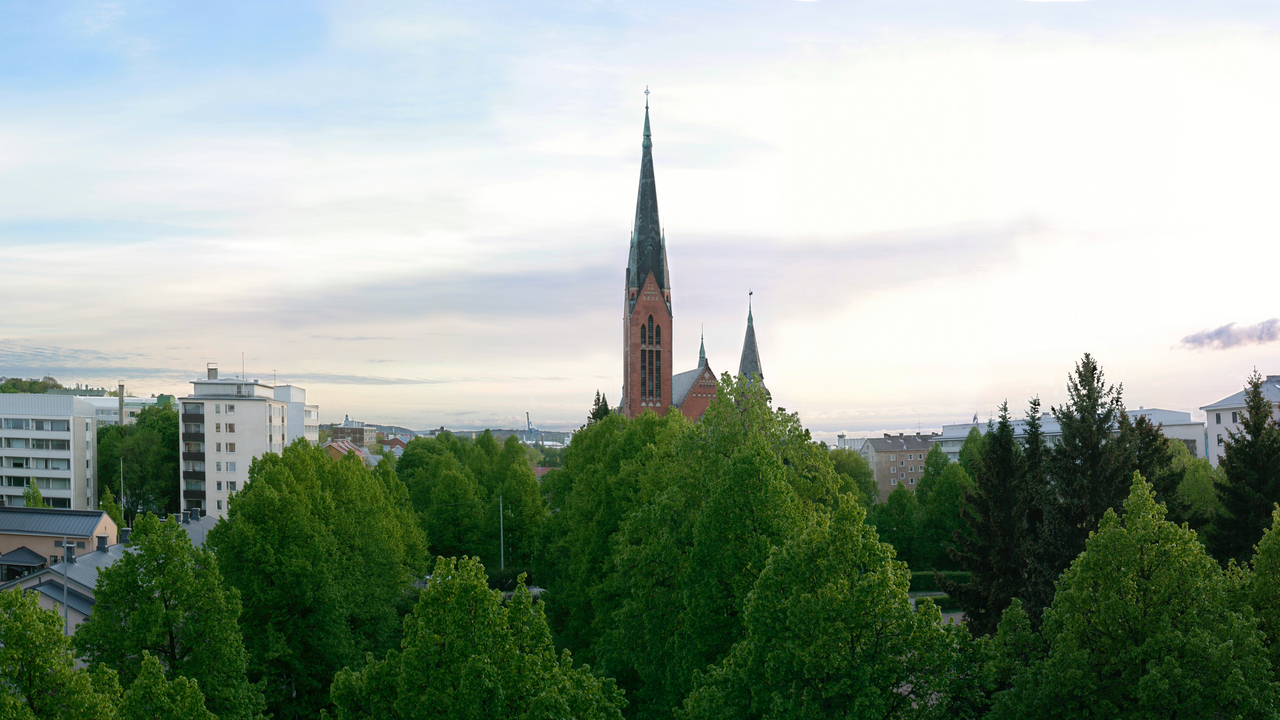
[739,297,763,382]
[699,329,706,367]
[626,98,669,311]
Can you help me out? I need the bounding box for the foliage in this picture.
[590,390,613,424]
[0,587,119,719]
[118,653,215,720]
[679,499,955,720]
[1016,398,1055,625]
[97,404,180,520]
[1246,506,1280,674]
[941,403,1028,636]
[917,462,972,570]
[909,570,971,592]
[73,513,265,720]
[1168,437,1224,529]
[329,556,625,720]
[830,447,879,505]
[99,486,126,530]
[916,443,952,503]
[991,473,1277,718]
[1210,370,1280,562]
[959,425,984,480]
[208,440,428,718]
[0,376,64,393]
[21,481,44,508]
[868,484,922,568]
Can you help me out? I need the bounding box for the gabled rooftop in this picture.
[0,507,110,539]
[1201,376,1280,412]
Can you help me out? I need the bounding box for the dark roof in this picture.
[671,363,704,408]
[1201,376,1280,411]
[0,507,107,538]
[0,546,47,567]
[865,434,938,452]
[738,307,763,381]
[31,580,95,617]
[627,104,671,310]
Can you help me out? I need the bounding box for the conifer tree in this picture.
[1209,370,1280,562]
[941,403,1026,636]
[1018,397,1056,624]
[589,391,612,424]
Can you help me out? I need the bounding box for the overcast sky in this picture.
[2,1,1278,438]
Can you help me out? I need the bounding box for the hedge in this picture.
[909,571,971,593]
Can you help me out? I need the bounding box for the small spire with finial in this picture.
[645,85,649,109]
[699,324,706,362]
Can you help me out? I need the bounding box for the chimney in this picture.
[64,546,76,565]
[96,536,107,553]
[182,510,191,524]
[121,528,132,545]
[208,363,218,380]
[191,507,201,520]
[118,383,125,426]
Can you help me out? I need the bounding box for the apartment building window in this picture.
[890,467,897,474]
[215,404,221,414]
[183,461,205,472]
[909,466,915,473]
[217,481,222,491]
[227,462,236,472]
[184,423,203,433]
[215,423,221,433]
[226,404,235,415]
[909,478,915,485]
[4,439,27,449]
[900,460,905,466]
[1216,412,1221,424]
[890,454,896,461]
[217,500,222,510]
[227,423,236,434]
[1218,434,1224,446]
[215,443,221,452]
[183,403,204,415]
[891,478,898,485]
[215,462,222,472]
[1232,412,1239,423]
[227,443,235,453]
[3,419,30,430]
[228,481,237,493]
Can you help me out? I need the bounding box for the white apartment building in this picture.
[934,407,1207,461]
[180,366,295,520]
[1201,374,1280,468]
[273,385,320,445]
[81,395,172,426]
[0,395,98,510]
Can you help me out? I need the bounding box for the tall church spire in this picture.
[739,293,763,381]
[627,90,668,306]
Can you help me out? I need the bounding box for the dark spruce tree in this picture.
[1126,412,1186,522]
[1017,397,1056,625]
[1209,370,1280,562]
[1043,353,1130,573]
[589,390,612,424]
[940,402,1026,636]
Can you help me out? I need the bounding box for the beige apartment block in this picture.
[858,432,939,502]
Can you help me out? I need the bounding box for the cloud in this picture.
[1178,319,1280,350]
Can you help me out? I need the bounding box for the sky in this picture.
[2,0,1279,439]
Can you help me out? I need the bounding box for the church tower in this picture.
[623,94,673,418]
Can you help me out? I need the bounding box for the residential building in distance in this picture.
[1201,375,1280,467]
[0,395,99,510]
[274,385,320,445]
[934,407,1206,462]
[860,433,939,501]
[331,416,376,447]
[0,506,117,578]
[81,390,175,427]
[179,365,294,519]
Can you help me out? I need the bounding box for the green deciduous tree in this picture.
[959,425,984,480]
[99,486,126,530]
[118,653,214,720]
[679,498,956,720]
[868,483,922,568]
[21,481,44,508]
[917,461,972,571]
[329,556,625,720]
[0,587,120,719]
[1245,506,1280,673]
[73,513,265,720]
[830,447,878,505]
[209,440,428,719]
[97,404,181,520]
[1209,370,1280,562]
[916,443,951,503]
[991,473,1277,718]
[1171,438,1224,530]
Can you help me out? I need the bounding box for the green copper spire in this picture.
[739,292,763,381]
[626,87,669,308]
[699,327,706,363]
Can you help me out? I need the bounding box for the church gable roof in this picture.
[627,102,670,309]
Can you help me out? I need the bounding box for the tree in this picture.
[590,390,612,424]
[118,653,214,720]
[208,441,428,719]
[0,376,64,393]
[1209,370,1280,562]
[959,425,984,479]
[1017,397,1055,625]
[917,462,972,570]
[73,513,265,720]
[329,556,625,720]
[1245,506,1280,674]
[0,587,119,719]
[1167,438,1223,530]
[916,443,952,503]
[680,498,956,720]
[99,486,125,530]
[991,474,1277,718]
[830,447,878,505]
[1124,413,1184,521]
[97,404,181,520]
[941,403,1026,636]
[1043,353,1130,575]
[868,483,922,568]
[22,481,44,508]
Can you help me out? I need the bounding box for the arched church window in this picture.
[655,325,661,399]
[647,316,655,399]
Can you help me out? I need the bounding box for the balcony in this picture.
[182,470,206,481]
[182,432,205,443]
[183,489,207,500]
[181,413,204,424]
[182,452,205,462]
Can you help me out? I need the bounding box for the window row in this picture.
[182,442,236,453]
[181,423,235,434]
[1,438,72,451]
[1,457,71,470]
[183,461,237,472]
[3,477,72,490]
[889,477,916,486]
[2,419,71,431]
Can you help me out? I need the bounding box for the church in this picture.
[621,95,764,421]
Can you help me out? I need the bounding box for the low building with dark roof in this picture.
[0,506,117,568]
